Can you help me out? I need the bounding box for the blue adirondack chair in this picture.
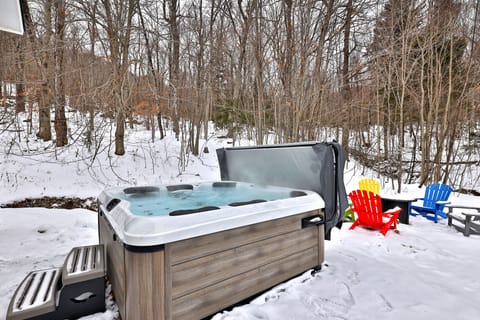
[411,183,452,223]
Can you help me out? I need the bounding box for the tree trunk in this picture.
[15,38,26,113]
[137,0,164,141]
[86,4,97,151]
[102,0,135,156]
[37,1,53,141]
[165,0,180,139]
[226,1,255,140]
[313,0,335,133]
[191,0,204,156]
[433,37,455,182]
[54,0,68,147]
[157,112,165,139]
[37,82,52,141]
[22,0,52,141]
[341,0,353,151]
[115,110,125,155]
[253,0,264,145]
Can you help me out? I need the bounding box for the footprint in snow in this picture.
[263,287,287,303]
[301,295,349,319]
[377,293,394,312]
[300,282,353,319]
[247,309,269,320]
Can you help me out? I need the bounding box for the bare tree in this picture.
[53,0,68,146]
[22,0,54,141]
[341,0,353,151]
[15,36,27,113]
[99,0,136,155]
[0,0,476,190]
[137,0,165,141]
[164,0,181,139]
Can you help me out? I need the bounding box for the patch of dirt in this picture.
[1,196,98,212]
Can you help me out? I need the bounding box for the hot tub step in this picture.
[6,268,61,320]
[7,245,106,320]
[57,244,106,319]
[62,244,105,285]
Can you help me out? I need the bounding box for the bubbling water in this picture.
[117,183,295,216]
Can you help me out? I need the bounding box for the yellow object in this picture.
[358,178,380,194]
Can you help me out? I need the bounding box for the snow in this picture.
[213,217,480,320]
[1,112,479,320]
[2,204,479,319]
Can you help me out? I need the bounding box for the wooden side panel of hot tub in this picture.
[98,212,126,319]
[104,209,324,320]
[166,209,324,320]
[125,250,165,319]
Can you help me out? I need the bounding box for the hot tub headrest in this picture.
[124,186,160,194]
[166,184,194,192]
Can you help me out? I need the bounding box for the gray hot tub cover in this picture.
[216,142,348,239]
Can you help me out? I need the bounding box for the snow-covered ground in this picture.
[1,205,479,320]
[0,112,479,319]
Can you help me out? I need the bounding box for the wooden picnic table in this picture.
[445,203,480,237]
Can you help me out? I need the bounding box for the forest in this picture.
[0,0,479,192]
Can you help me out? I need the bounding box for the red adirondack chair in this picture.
[348,190,401,236]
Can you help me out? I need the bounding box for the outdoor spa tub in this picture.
[97,181,326,320]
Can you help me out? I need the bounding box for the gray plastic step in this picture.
[7,245,106,320]
[62,244,105,285]
[7,268,61,320]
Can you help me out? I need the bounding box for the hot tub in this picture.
[98,181,325,320]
